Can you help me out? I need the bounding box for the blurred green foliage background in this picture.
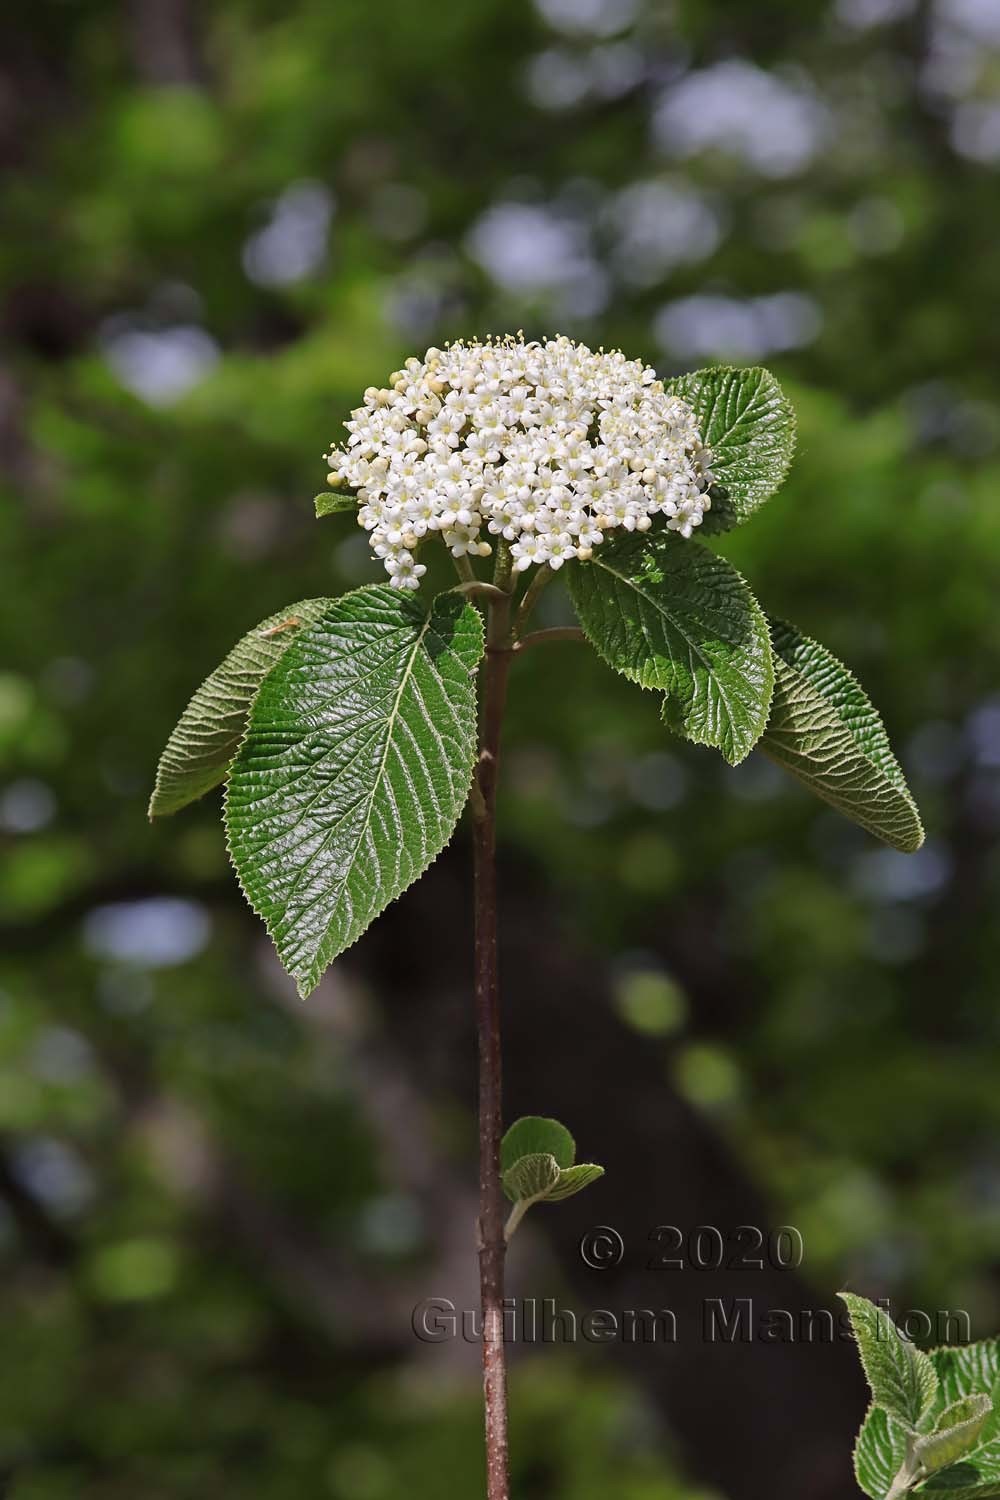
[2,0,999,1496]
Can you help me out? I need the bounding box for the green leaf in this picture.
[315,491,357,518]
[501,1116,575,1173]
[500,1118,603,1214]
[932,1343,1000,1408]
[921,1472,1000,1496]
[546,1163,605,1201]
[666,366,795,533]
[761,621,924,853]
[916,1397,994,1475]
[853,1397,995,1500]
[149,598,334,819]
[502,1152,561,1203]
[840,1293,939,1431]
[224,585,483,996]
[568,530,773,765]
[855,1405,908,1499]
[919,1344,1000,1495]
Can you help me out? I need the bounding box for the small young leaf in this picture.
[501,1117,575,1173]
[546,1163,605,1202]
[568,530,773,766]
[315,491,357,518]
[761,621,924,853]
[666,365,795,533]
[854,1405,908,1500]
[225,586,484,996]
[915,1396,994,1475]
[502,1152,561,1203]
[840,1293,939,1430]
[149,598,334,819]
[500,1118,604,1224]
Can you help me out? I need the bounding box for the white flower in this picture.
[385,554,426,590]
[511,533,548,571]
[545,533,577,570]
[324,335,712,587]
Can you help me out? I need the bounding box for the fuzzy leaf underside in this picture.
[500,1117,603,1206]
[841,1294,939,1431]
[761,621,924,853]
[545,1163,605,1201]
[916,1398,994,1475]
[568,530,773,766]
[224,586,483,996]
[666,365,795,533]
[503,1152,561,1203]
[149,597,334,819]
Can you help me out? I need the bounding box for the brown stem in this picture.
[472,587,513,1500]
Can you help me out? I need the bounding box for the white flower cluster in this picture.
[324,335,713,590]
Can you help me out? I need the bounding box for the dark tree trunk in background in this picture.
[368,851,866,1500]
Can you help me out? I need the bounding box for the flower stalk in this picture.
[471,573,514,1500]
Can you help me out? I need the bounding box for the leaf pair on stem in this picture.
[500,1116,604,1241]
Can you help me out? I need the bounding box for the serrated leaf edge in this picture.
[667,365,797,532]
[914,1393,994,1474]
[574,540,774,766]
[222,586,484,997]
[148,596,335,820]
[853,1400,898,1499]
[840,1291,939,1431]
[762,618,925,852]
